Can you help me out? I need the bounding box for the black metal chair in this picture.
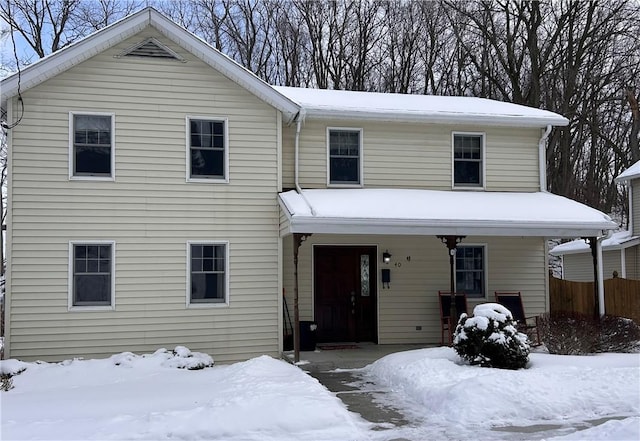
[494,291,541,345]
[438,291,468,345]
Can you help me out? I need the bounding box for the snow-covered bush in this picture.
[538,312,640,355]
[453,303,530,370]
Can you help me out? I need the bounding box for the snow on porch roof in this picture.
[273,86,569,127]
[278,189,617,237]
[549,230,640,256]
[615,160,640,182]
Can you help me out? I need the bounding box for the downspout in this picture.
[596,229,613,317]
[538,125,552,191]
[294,109,315,215]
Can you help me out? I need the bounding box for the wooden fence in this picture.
[549,276,640,323]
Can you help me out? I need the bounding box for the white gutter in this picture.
[539,125,552,191]
[293,110,315,215]
[597,229,613,317]
[620,247,627,278]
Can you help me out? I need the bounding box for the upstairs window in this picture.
[188,118,228,181]
[328,128,362,185]
[70,242,114,308]
[71,113,114,179]
[453,133,484,188]
[455,245,486,298]
[189,242,228,305]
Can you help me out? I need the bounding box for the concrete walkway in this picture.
[291,343,424,438]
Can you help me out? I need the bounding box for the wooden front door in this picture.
[314,246,377,343]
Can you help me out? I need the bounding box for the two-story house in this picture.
[550,161,640,281]
[1,8,617,362]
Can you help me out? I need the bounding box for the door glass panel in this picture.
[361,254,370,297]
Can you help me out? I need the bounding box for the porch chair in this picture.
[438,291,468,345]
[494,291,541,345]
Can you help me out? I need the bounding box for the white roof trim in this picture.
[1,8,300,123]
[615,160,640,183]
[550,231,640,256]
[279,189,617,238]
[273,86,569,127]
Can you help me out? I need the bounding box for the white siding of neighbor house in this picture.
[282,119,542,191]
[633,179,640,236]
[282,234,547,344]
[7,27,282,363]
[626,247,639,280]
[562,251,623,282]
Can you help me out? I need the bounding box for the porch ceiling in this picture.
[278,189,618,238]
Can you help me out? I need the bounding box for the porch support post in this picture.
[293,233,311,363]
[437,235,466,321]
[586,237,600,319]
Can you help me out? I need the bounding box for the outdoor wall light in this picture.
[382,250,392,264]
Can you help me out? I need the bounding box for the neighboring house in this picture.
[0,8,617,362]
[550,161,640,281]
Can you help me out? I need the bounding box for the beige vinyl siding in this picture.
[8,27,281,363]
[562,250,623,282]
[282,119,542,191]
[282,234,546,345]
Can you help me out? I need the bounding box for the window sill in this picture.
[452,185,486,191]
[328,183,363,188]
[187,302,229,309]
[68,305,115,312]
[69,175,115,182]
[187,177,229,184]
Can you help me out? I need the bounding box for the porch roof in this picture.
[278,189,617,237]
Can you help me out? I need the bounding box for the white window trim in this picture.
[454,243,488,299]
[326,127,364,187]
[451,131,486,190]
[186,116,229,184]
[68,240,116,311]
[186,240,230,308]
[68,111,116,181]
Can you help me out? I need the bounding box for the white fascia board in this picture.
[288,216,614,238]
[303,108,569,128]
[550,237,640,256]
[150,12,299,124]
[1,10,150,107]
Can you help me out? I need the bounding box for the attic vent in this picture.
[115,37,186,62]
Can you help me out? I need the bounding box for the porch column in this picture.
[293,233,311,363]
[437,235,466,320]
[586,237,601,319]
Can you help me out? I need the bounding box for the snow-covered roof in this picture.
[279,189,617,237]
[549,230,640,256]
[0,8,299,122]
[273,86,569,127]
[615,160,640,183]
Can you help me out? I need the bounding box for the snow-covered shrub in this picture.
[598,316,640,353]
[537,312,599,355]
[453,303,530,370]
[539,312,640,354]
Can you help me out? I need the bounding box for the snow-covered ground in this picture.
[1,346,638,441]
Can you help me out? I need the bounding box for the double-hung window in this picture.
[70,242,115,308]
[188,242,228,305]
[70,113,114,179]
[453,133,484,188]
[188,117,228,181]
[455,245,486,298]
[328,128,362,186]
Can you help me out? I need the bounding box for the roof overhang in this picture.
[295,109,566,128]
[550,233,640,256]
[273,86,569,128]
[279,189,618,238]
[1,8,300,123]
[615,160,640,183]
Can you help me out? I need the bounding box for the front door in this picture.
[314,246,377,343]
